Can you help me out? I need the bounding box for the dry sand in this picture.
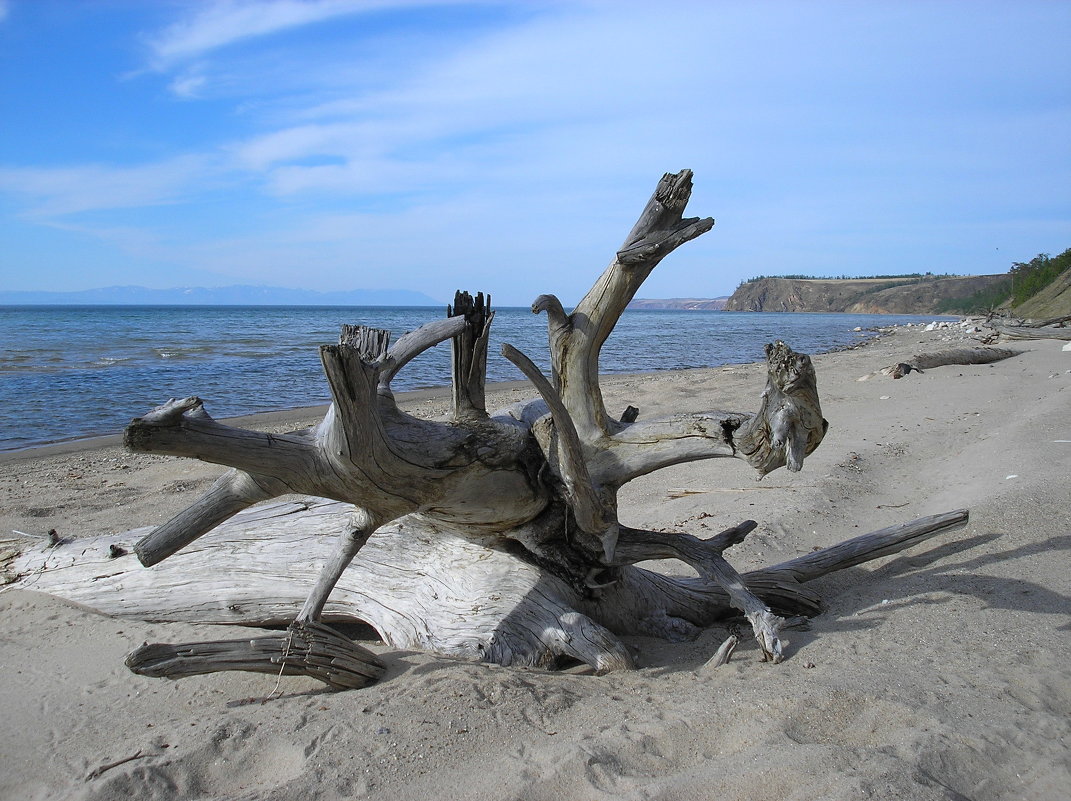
[1,325,1068,801]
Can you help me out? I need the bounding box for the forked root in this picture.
[613,523,786,661]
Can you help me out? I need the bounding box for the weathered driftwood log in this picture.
[859,346,1021,380]
[990,324,1071,341]
[5,503,968,672]
[1022,313,1071,328]
[0,170,971,688]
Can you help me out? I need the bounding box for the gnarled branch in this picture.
[535,169,715,443]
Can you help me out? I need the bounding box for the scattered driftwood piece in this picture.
[0,170,976,689]
[667,486,791,498]
[86,750,150,781]
[746,509,968,583]
[990,324,1071,341]
[126,620,384,690]
[704,634,739,668]
[1028,314,1071,327]
[859,346,1021,380]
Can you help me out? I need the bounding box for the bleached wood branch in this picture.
[534,169,715,443]
[585,411,744,486]
[124,397,319,478]
[746,509,969,584]
[501,343,613,542]
[134,468,283,567]
[380,315,467,389]
[613,524,785,662]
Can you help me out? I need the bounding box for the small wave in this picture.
[154,349,202,359]
[153,343,218,359]
[94,356,132,367]
[0,357,77,374]
[228,350,286,359]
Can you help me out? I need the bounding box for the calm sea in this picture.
[0,305,949,451]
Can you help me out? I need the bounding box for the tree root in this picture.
[126,620,385,690]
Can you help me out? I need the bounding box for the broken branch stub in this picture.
[735,341,827,475]
[449,290,493,420]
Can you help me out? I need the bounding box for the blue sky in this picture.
[1,0,1068,306]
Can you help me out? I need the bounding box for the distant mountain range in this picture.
[627,297,729,311]
[0,285,444,306]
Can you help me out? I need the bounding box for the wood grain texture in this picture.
[6,500,968,672]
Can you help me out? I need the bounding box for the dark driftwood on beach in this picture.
[3,170,971,688]
[990,324,1071,341]
[879,346,1021,378]
[126,621,384,690]
[1022,313,1071,328]
[855,345,1022,380]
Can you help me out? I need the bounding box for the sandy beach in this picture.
[1,324,1068,801]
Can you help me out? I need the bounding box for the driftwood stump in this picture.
[3,170,969,686]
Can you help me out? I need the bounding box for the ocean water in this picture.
[0,305,950,451]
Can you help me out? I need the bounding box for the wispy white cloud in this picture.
[223,5,739,199]
[0,156,217,216]
[232,122,370,171]
[168,68,209,99]
[0,0,10,25]
[145,0,474,69]
[148,0,364,67]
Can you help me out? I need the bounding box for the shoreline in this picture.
[0,323,913,462]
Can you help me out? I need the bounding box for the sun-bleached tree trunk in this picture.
[2,171,968,687]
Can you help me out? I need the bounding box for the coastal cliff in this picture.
[724,275,1008,314]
